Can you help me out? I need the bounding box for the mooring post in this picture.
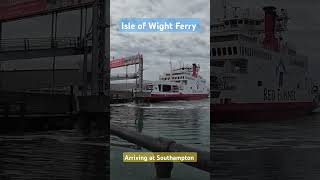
[153,137,176,178]
[154,162,173,178]
[111,123,212,176]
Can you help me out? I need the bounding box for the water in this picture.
[212,112,320,180]
[110,99,210,180]
[0,129,108,180]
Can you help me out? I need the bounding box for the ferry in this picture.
[143,63,209,102]
[211,4,319,122]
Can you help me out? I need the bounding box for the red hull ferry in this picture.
[211,5,319,122]
[143,63,209,102]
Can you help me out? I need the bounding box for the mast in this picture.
[223,0,227,18]
[169,56,172,81]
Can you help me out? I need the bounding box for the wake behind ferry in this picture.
[211,4,319,122]
[143,63,209,102]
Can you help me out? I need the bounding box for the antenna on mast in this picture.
[169,55,172,81]
[223,0,227,18]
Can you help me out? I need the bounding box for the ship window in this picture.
[213,35,238,42]
[222,47,227,56]
[233,46,238,55]
[217,48,222,56]
[225,21,229,25]
[212,48,217,56]
[146,84,153,90]
[238,20,243,24]
[230,20,238,27]
[228,47,232,55]
[162,85,171,92]
[173,86,179,92]
[244,20,248,24]
[158,85,162,91]
[258,81,262,87]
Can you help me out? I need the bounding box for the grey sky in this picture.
[2,0,317,85]
[110,0,210,83]
[213,0,320,81]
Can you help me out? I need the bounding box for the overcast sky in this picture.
[1,0,319,84]
[110,0,210,83]
[212,0,320,82]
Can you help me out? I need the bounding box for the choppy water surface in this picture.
[212,111,320,180]
[0,130,108,180]
[110,99,210,180]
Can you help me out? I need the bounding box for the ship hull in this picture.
[211,102,317,122]
[145,93,208,102]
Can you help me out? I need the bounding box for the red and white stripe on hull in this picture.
[145,93,208,102]
[211,102,317,122]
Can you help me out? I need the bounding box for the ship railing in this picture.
[110,123,211,178]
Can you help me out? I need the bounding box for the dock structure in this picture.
[110,90,134,104]
[111,123,211,178]
[110,53,147,103]
[0,1,109,134]
[0,37,92,61]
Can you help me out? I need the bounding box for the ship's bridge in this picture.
[212,18,264,36]
[211,7,288,36]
